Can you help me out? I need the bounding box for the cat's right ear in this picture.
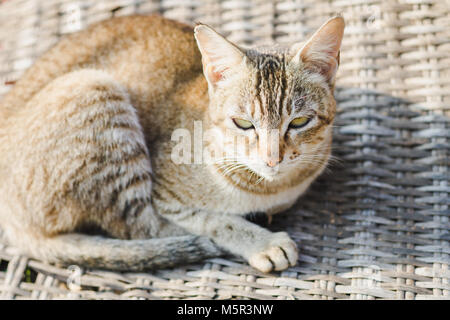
[194,24,245,89]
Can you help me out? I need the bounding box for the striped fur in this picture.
[0,15,344,272]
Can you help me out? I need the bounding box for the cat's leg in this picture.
[165,210,298,272]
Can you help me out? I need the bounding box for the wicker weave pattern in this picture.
[0,0,448,300]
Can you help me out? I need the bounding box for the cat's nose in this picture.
[266,158,281,168]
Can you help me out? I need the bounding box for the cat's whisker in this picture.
[215,163,236,170]
[247,167,262,185]
[296,160,333,168]
[213,156,250,165]
[303,154,342,166]
[254,175,265,185]
[222,164,248,177]
[217,160,266,186]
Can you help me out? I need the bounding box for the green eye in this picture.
[289,117,310,129]
[233,118,254,130]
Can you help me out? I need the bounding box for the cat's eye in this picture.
[233,118,254,130]
[289,117,310,129]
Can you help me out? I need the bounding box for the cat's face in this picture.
[195,17,344,182]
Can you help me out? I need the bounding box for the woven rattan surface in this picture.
[0,0,449,300]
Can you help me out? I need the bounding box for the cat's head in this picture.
[194,17,344,183]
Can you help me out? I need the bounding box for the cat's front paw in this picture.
[248,232,298,273]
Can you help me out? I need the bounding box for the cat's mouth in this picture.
[253,167,281,182]
[213,159,282,184]
[243,162,287,184]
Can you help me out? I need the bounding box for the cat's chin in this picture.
[260,172,287,182]
[252,168,287,182]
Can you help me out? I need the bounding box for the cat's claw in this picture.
[248,232,298,273]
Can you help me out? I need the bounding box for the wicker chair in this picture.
[0,0,448,300]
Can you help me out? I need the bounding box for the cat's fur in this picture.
[0,15,344,272]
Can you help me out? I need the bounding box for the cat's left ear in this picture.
[194,23,245,89]
[291,16,345,85]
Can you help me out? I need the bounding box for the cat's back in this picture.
[1,15,203,114]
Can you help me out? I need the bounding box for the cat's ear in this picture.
[291,16,345,84]
[194,23,245,89]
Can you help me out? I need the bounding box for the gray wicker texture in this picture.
[0,0,448,300]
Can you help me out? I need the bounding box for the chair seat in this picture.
[0,0,448,300]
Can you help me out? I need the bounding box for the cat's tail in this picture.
[21,233,222,271]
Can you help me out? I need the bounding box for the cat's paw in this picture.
[248,232,298,273]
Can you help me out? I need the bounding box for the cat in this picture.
[0,14,344,273]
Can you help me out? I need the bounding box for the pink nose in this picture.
[266,159,280,167]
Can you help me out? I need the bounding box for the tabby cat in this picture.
[0,15,344,272]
